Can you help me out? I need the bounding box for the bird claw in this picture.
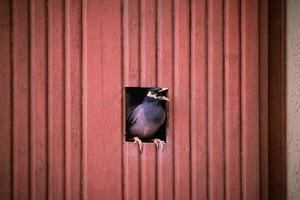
[153,139,165,150]
[133,137,143,153]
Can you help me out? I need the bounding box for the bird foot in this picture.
[133,137,143,153]
[153,139,165,150]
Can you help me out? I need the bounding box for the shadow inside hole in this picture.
[125,87,168,143]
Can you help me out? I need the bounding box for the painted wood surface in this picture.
[0,0,268,199]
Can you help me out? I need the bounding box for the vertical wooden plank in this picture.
[190,0,208,199]
[123,0,140,85]
[64,0,71,198]
[139,0,157,199]
[123,145,140,200]
[224,0,241,199]
[30,0,47,199]
[123,0,141,199]
[64,0,82,199]
[207,0,224,199]
[85,0,123,199]
[0,0,12,199]
[269,0,286,199]
[12,0,31,199]
[47,0,65,199]
[140,144,156,200]
[241,0,260,199]
[81,0,88,198]
[174,0,191,199]
[156,0,174,199]
[140,0,157,86]
[259,0,269,199]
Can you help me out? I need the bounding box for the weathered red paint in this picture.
[64,0,82,199]
[208,0,224,198]
[0,0,272,199]
[241,0,260,199]
[48,0,65,199]
[12,0,30,199]
[85,0,123,199]
[30,0,47,199]
[0,1,12,200]
[174,0,191,199]
[224,0,241,199]
[191,0,207,199]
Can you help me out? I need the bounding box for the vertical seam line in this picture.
[188,0,192,199]
[222,0,226,199]
[205,0,209,198]
[171,0,175,198]
[63,0,67,198]
[206,0,210,198]
[120,0,125,199]
[10,0,14,199]
[28,0,33,198]
[45,0,50,199]
[79,0,84,198]
[239,0,243,198]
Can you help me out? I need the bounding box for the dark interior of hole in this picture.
[125,87,168,143]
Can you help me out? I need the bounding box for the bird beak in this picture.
[158,87,168,92]
[159,96,170,101]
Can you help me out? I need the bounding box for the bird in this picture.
[126,87,169,152]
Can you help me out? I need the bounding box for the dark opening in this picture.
[125,87,168,143]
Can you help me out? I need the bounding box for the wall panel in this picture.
[30,0,47,199]
[12,0,30,198]
[0,0,269,199]
[224,0,241,199]
[85,0,123,199]
[241,0,260,199]
[190,0,208,199]
[207,0,225,198]
[0,0,12,199]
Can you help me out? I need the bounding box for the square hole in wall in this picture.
[125,87,168,143]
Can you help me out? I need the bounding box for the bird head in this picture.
[145,87,169,102]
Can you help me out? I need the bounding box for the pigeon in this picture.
[126,87,169,152]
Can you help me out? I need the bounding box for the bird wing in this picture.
[126,104,142,132]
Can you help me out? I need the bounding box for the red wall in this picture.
[0,0,268,199]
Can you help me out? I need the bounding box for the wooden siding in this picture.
[0,0,268,199]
